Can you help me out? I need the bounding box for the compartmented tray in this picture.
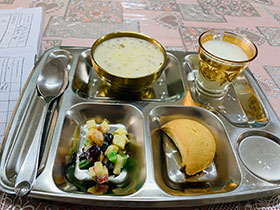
[1,47,280,207]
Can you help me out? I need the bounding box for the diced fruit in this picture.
[97,175,108,184]
[98,120,110,133]
[67,120,132,193]
[107,151,117,163]
[97,166,109,184]
[87,128,104,147]
[113,134,128,150]
[79,159,92,169]
[93,161,104,177]
[89,166,96,179]
[93,162,109,184]
[103,165,109,176]
[98,153,104,162]
[87,119,96,130]
[86,145,101,163]
[113,154,125,175]
[105,145,119,156]
[113,127,127,136]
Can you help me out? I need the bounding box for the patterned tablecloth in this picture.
[1,0,280,209]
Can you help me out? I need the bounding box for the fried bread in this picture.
[161,119,216,176]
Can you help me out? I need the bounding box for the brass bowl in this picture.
[90,31,167,93]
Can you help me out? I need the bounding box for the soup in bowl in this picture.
[90,32,167,93]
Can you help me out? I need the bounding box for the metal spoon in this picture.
[15,57,68,196]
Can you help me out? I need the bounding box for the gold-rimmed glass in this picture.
[196,30,258,97]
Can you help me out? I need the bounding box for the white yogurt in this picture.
[93,37,165,78]
[202,40,248,61]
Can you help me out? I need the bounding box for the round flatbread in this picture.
[161,119,216,175]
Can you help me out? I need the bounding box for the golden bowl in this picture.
[90,31,167,93]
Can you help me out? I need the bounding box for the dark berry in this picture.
[106,161,114,175]
[101,141,110,152]
[103,133,113,143]
[86,145,101,163]
[78,151,87,161]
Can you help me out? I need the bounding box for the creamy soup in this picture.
[93,37,165,78]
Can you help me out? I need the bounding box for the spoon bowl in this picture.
[37,59,68,101]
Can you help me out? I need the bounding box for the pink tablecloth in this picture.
[1,0,280,209]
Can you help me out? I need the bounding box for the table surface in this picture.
[1,0,280,209]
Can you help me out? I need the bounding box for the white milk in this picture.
[202,40,248,61]
[94,37,164,78]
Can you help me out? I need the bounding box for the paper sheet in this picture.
[0,7,43,143]
[0,7,43,53]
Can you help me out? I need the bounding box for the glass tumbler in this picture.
[196,30,258,97]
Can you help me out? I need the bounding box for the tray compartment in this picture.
[53,102,146,195]
[71,49,185,101]
[149,105,241,195]
[4,89,45,183]
[2,48,73,186]
[237,130,280,182]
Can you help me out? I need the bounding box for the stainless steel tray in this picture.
[1,47,280,207]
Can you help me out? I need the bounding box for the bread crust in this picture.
[161,119,216,175]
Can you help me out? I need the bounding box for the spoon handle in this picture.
[15,101,49,196]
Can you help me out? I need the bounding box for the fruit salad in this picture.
[65,119,131,194]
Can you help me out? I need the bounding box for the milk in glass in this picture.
[202,40,248,61]
[197,39,251,97]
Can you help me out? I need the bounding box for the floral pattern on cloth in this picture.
[198,0,260,17]
[0,0,14,3]
[121,0,177,11]
[1,194,280,209]
[65,0,123,23]
[29,0,64,14]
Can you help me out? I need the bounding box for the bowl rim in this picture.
[90,31,168,80]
